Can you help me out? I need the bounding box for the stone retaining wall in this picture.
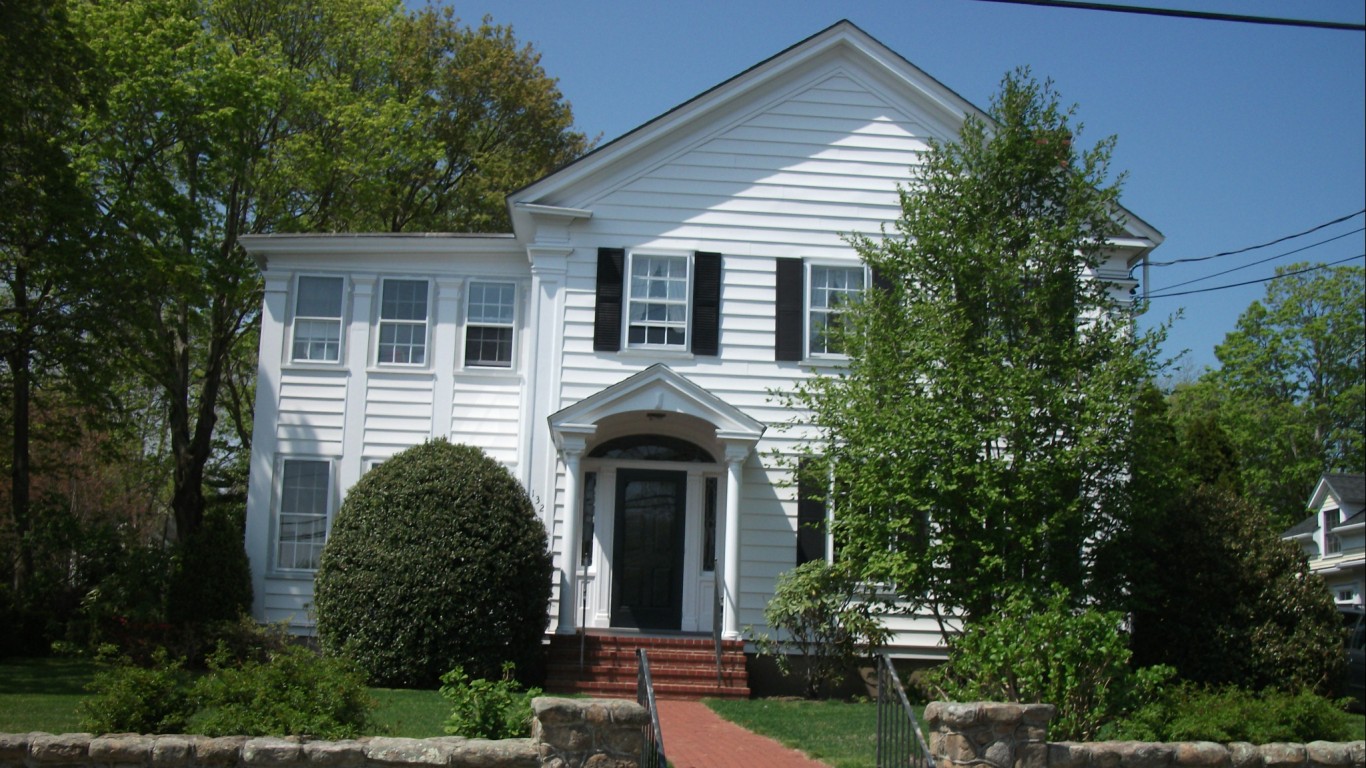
[0,697,645,768]
[925,701,1366,768]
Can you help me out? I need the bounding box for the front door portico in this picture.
[548,364,766,639]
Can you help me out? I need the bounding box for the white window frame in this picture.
[462,280,518,369]
[376,278,430,366]
[273,457,333,573]
[805,262,867,358]
[290,275,345,363]
[625,251,692,350]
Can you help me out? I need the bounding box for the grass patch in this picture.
[368,687,449,737]
[704,698,896,768]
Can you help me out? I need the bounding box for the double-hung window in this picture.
[276,459,331,571]
[807,264,865,357]
[377,279,429,365]
[627,253,691,348]
[464,281,516,367]
[291,276,344,362]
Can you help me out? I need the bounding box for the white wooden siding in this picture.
[449,375,523,465]
[363,374,436,455]
[276,371,348,455]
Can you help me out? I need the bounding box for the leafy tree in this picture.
[786,70,1161,629]
[1126,484,1343,694]
[0,0,109,602]
[65,0,588,547]
[1180,264,1365,529]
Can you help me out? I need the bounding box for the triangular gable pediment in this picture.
[548,364,765,446]
[509,19,1161,246]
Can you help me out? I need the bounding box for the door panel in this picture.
[611,469,686,630]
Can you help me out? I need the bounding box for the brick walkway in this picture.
[655,700,830,768]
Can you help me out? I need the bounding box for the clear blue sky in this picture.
[437,0,1365,375]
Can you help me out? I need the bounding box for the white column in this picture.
[338,276,375,496]
[722,444,750,640]
[556,437,586,634]
[244,273,291,620]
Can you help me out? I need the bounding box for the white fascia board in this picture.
[240,233,521,271]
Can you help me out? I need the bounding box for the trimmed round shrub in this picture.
[314,440,552,688]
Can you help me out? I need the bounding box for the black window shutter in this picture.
[871,265,893,294]
[692,252,721,356]
[593,248,625,352]
[796,457,827,565]
[775,258,804,361]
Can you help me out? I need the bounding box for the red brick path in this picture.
[655,700,830,768]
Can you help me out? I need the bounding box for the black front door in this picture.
[611,469,686,630]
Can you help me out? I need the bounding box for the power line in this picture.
[1145,254,1364,299]
[1144,209,1365,270]
[967,0,1366,31]
[1151,226,1365,292]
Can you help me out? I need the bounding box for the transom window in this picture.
[292,276,344,362]
[377,279,429,365]
[628,254,690,347]
[807,264,865,357]
[276,459,330,571]
[464,281,516,368]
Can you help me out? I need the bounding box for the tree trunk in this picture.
[7,260,34,598]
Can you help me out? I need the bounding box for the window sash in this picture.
[627,254,689,348]
[807,265,865,357]
[464,281,516,367]
[292,276,344,362]
[378,280,428,365]
[276,459,330,571]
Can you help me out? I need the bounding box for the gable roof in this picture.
[508,19,1163,247]
[1309,473,1366,512]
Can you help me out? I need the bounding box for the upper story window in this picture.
[464,281,516,368]
[276,458,331,571]
[628,253,691,348]
[1326,508,1342,554]
[291,276,344,362]
[807,264,865,357]
[377,279,429,365]
[593,248,720,356]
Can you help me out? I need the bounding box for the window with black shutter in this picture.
[593,248,722,356]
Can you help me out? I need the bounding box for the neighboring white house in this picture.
[1283,473,1366,607]
[239,20,1163,657]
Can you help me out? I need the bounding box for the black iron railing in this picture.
[636,648,668,768]
[876,653,934,768]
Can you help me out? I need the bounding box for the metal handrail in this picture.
[876,653,934,768]
[636,648,668,768]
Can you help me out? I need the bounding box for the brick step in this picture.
[546,678,751,700]
[547,649,746,667]
[546,664,748,680]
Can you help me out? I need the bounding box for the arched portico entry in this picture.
[548,365,765,639]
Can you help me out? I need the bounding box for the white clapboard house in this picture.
[240,20,1162,695]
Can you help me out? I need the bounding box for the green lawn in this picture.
[703,698,904,768]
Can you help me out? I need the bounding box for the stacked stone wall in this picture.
[0,697,645,768]
[925,701,1366,768]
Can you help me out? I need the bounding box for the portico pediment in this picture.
[548,364,765,450]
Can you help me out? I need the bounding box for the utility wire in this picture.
[1141,208,1366,271]
[1146,254,1364,299]
[967,0,1366,31]
[1151,226,1365,292]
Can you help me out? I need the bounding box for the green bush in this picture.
[923,588,1170,740]
[439,663,541,739]
[189,645,375,738]
[77,649,194,734]
[314,440,552,688]
[751,560,891,699]
[77,644,375,737]
[168,503,252,626]
[1105,683,1353,743]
